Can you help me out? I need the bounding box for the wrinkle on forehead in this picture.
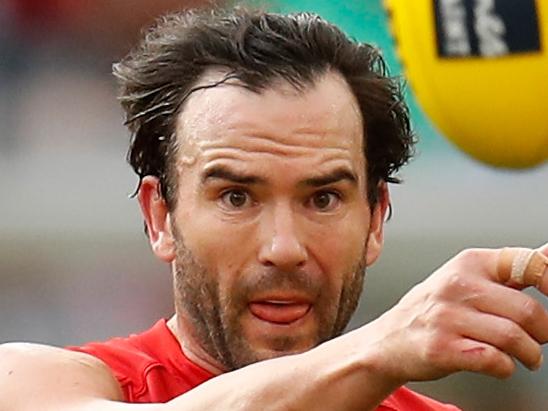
[174,69,364,169]
[197,137,353,159]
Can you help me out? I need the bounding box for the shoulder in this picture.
[68,334,158,382]
[65,319,201,402]
[380,386,462,411]
[66,326,163,399]
[66,320,175,379]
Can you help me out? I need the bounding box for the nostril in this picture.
[257,210,308,270]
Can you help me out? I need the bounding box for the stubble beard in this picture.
[172,233,368,371]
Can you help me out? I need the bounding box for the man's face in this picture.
[151,71,386,371]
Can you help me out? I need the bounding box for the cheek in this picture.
[175,206,256,279]
[311,212,369,276]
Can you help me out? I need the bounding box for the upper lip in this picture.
[249,293,313,305]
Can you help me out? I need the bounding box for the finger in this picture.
[470,282,548,344]
[455,309,543,371]
[537,242,548,256]
[538,271,548,295]
[449,338,516,379]
[536,243,548,294]
[496,247,548,289]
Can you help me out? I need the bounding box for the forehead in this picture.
[175,69,365,170]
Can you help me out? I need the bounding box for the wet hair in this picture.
[114,7,415,210]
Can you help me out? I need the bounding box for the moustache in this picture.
[234,268,322,301]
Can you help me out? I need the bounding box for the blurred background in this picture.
[0,0,546,409]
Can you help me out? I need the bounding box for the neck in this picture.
[166,314,226,376]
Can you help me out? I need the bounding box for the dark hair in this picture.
[114,7,415,209]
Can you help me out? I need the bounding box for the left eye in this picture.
[220,189,252,209]
[310,191,341,211]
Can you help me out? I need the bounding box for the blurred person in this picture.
[9,0,222,57]
[1,8,547,411]
[0,0,220,155]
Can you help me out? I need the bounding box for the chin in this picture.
[252,338,318,361]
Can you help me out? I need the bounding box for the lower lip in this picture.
[248,302,311,325]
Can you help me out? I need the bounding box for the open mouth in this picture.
[248,300,312,325]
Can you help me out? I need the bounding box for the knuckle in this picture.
[438,249,490,296]
[479,347,498,367]
[424,304,453,328]
[439,272,474,297]
[453,248,491,273]
[499,322,523,348]
[517,298,543,326]
[456,248,485,263]
[447,272,469,290]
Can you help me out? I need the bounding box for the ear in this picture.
[138,176,176,263]
[365,182,390,266]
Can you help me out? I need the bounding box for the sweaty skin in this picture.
[1,71,547,411]
[163,71,380,372]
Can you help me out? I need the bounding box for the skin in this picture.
[142,70,384,372]
[1,70,547,411]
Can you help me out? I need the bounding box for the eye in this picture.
[309,190,341,212]
[220,189,252,209]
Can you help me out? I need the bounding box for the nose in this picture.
[257,203,308,271]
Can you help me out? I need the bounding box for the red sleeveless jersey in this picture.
[68,319,460,410]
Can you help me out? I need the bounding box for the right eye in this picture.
[219,189,253,209]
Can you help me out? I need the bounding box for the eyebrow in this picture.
[201,165,358,187]
[201,165,266,185]
[299,168,358,188]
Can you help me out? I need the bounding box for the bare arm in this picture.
[0,343,156,411]
[0,339,399,411]
[2,244,547,411]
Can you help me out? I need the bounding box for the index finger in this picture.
[496,247,548,294]
[536,243,548,293]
